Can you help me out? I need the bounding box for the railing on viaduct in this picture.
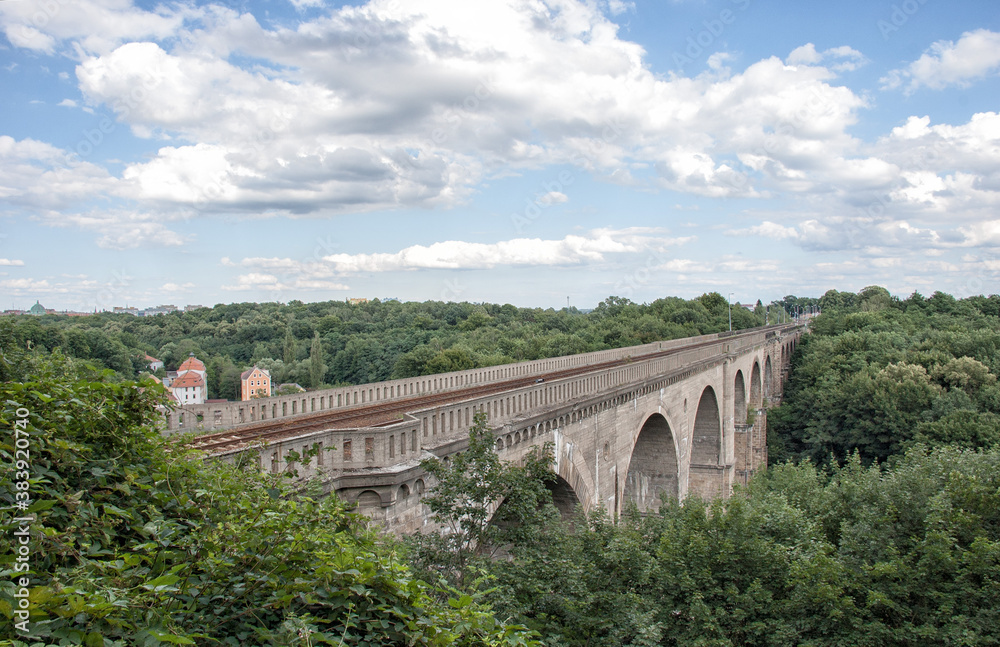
[164,327,786,433]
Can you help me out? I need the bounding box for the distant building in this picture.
[140,304,178,316]
[185,305,205,312]
[177,354,207,377]
[241,366,272,400]
[113,306,139,316]
[348,298,369,305]
[171,371,207,405]
[28,301,46,316]
[169,353,208,405]
[144,354,164,372]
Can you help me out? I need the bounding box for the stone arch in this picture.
[397,483,410,501]
[356,490,382,509]
[749,361,763,408]
[691,386,721,465]
[623,413,679,514]
[764,356,773,400]
[733,369,747,425]
[546,474,581,520]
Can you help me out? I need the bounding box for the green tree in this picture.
[283,328,296,366]
[410,412,557,588]
[310,331,325,389]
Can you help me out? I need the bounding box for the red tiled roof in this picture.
[145,354,160,362]
[171,372,204,388]
[178,356,206,372]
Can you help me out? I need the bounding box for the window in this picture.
[343,440,351,462]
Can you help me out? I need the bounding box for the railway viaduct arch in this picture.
[493,336,791,519]
[200,325,802,533]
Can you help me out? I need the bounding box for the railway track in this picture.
[187,325,797,455]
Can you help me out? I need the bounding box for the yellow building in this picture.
[241,366,272,400]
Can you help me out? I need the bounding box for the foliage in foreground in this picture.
[0,345,538,646]
[407,412,558,590]
[474,447,1000,647]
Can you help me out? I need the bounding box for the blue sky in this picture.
[1,0,999,311]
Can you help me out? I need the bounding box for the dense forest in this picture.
[770,286,1000,465]
[4,287,999,646]
[1,293,805,400]
[406,287,1000,646]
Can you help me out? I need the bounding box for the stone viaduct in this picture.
[181,325,803,533]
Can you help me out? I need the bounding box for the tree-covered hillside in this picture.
[770,287,1000,465]
[3,293,783,399]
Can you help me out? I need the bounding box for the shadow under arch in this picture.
[764,355,773,400]
[734,369,747,425]
[691,385,721,466]
[623,412,679,514]
[749,361,763,409]
[545,473,581,521]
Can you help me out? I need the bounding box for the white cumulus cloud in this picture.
[881,29,1000,92]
